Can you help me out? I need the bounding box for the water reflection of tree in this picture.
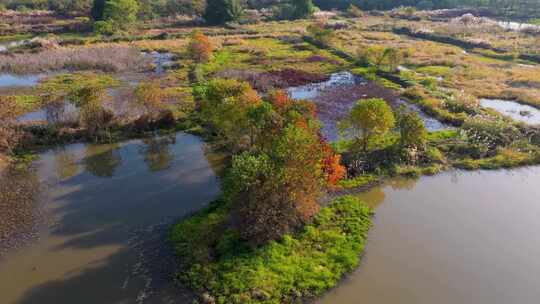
[355,177,419,209]
[356,187,386,209]
[387,176,418,190]
[203,144,229,177]
[54,147,79,180]
[141,135,175,172]
[83,144,122,178]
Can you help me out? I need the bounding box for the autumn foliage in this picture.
[194,78,261,149]
[196,84,345,244]
[321,141,346,188]
[187,30,213,63]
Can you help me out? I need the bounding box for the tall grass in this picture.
[0,45,151,74]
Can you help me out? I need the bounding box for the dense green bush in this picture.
[102,0,138,31]
[93,20,113,35]
[204,0,243,25]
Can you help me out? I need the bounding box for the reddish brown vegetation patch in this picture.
[216,68,328,92]
[266,68,328,87]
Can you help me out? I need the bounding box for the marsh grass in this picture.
[0,45,151,74]
[455,147,540,170]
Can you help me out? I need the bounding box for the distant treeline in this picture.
[314,0,540,19]
[0,0,538,19]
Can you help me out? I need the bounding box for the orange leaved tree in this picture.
[187,30,213,63]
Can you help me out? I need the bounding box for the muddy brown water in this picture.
[319,167,540,304]
[0,132,223,304]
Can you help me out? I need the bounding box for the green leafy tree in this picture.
[103,0,139,30]
[291,0,316,19]
[203,0,243,25]
[166,0,206,16]
[344,98,395,152]
[398,111,427,149]
[194,79,261,148]
[93,20,114,35]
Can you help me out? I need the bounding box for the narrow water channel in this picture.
[0,132,222,304]
[319,167,540,304]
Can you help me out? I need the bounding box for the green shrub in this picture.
[337,174,377,189]
[93,20,114,35]
[103,0,139,31]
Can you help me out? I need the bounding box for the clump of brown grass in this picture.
[0,45,151,74]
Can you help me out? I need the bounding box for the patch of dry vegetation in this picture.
[0,44,150,73]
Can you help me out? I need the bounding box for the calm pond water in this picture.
[0,73,41,87]
[480,98,540,125]
[319,167,540,304]
[0,132,222,304]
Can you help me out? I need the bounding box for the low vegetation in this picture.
[170,195,372,304]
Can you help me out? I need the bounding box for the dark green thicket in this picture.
[91,0,105,20]
[204,0,243,25]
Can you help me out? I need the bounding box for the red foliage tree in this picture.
[321,141,346,188]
